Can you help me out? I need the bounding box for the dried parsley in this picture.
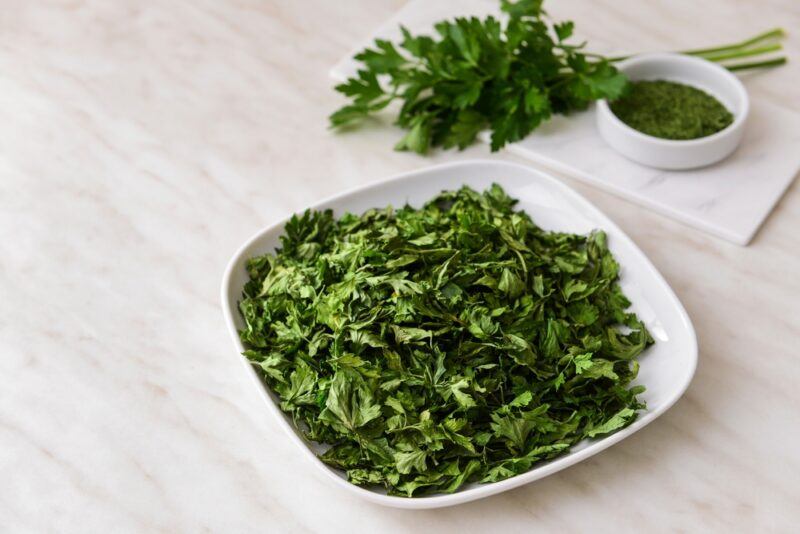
[610,80,734,140]
[239,184,653,497]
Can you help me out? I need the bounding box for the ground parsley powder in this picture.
[610,80,734,140]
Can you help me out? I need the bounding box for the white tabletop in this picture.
[2,1,799,532]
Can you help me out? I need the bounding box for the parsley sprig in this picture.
[330,0,628,153]
[239,184,653,496]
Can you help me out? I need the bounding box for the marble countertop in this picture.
[2,0,799,532]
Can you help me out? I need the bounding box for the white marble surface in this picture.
[331,0,800,245]
[1,0,799,532]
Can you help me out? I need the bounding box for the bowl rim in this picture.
[597,52,750,146]
[220,159,698,509]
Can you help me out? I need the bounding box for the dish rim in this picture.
[220,159,698,509]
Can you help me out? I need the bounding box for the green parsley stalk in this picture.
[608,27,787,68]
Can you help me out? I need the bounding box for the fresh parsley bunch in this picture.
[329,0,628,153]
[239,184,652,496]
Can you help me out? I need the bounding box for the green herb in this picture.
[330,0,785,154]
[329,0,628,153]
[610,80,734,140]
[239,184,653,497]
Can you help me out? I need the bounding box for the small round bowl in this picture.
[596,53,749,170]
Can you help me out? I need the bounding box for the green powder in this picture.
[610,80,734,140]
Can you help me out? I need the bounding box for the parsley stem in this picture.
[679,28,785,56]
[696,43,783,62]
[724,56,788,71]
[606,27,787,62]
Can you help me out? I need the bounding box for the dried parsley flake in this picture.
[610,79,734,140]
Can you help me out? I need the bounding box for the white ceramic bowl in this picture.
[221,160,698,509]
[596,53,749,170]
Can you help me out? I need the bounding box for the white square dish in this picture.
[221,160,697,509]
